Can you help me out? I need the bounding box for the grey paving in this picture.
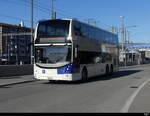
[129,81,150,112]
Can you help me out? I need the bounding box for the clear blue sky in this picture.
[0,0,150,43]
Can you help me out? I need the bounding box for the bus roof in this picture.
[38,19,72,23]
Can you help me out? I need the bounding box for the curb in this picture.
[0,79,38,87]
[119,64,150,70]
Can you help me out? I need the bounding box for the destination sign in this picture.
[39,37,66,43]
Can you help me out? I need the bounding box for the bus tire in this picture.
[110,64,114,75]
[82,68,88,81]
[105,65,109,77]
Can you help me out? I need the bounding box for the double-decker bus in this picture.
[34,19,119,82]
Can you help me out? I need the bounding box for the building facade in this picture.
[0,23,31,65]
[119,43,150,66]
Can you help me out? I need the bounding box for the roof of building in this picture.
[0,22,31,30]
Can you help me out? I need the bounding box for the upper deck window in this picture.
[36,20,70,43]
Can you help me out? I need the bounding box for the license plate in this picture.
[42,70,46,74]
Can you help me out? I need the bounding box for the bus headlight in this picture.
[57,64,73,74]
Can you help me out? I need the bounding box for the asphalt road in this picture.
[0,65,150,113]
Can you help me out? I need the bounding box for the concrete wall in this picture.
[0,65,33,77]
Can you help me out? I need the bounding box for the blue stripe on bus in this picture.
[57,63,80,74]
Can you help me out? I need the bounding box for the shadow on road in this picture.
[0,86,11,88]
[43,69,142,85]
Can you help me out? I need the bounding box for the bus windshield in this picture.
[36,20,70,44]
[35,46,71,65]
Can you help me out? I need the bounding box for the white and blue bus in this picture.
[34,19,119,82]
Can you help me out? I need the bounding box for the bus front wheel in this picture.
[105,65,109,77]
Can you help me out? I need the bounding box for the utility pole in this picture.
[120,16,126,66]
[124,27,127,67]
[120,16,125,52]
[111,26,116,33]
[127,31,130,43]
[31,0,33,65]
[51,0,56,19]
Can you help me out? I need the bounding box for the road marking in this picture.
[121,77,150,112]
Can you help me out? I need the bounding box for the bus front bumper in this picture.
[34,73,81,81]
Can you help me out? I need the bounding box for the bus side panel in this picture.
[80,63,106,78]
[95,63,106,76]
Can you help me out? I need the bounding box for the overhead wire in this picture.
[1,0,114,30]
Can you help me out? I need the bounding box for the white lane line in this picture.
[121,78,150,113]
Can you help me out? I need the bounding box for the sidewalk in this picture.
[0,75,37,87]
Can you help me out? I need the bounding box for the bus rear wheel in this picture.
[82,68,88,81]
[109,65,114,75]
